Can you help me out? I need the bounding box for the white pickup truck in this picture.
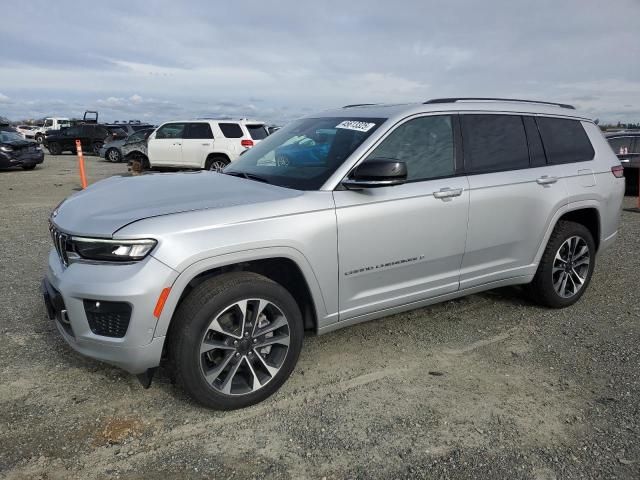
[33,117,71,143]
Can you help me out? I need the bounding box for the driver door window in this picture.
[364,115,455,181]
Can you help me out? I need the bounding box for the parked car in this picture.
[33,118,72,143]
[605,131,640,195]
[43,124,112,155]
[147,119,269,171]
[16,125,37,139]
[43,98,624,410]
[0,130,44,170]
[121,127,155,167]
[100,127,155,163]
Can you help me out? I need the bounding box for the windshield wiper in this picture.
[223,171,271,184]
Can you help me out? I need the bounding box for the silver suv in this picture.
[43,98,625,409]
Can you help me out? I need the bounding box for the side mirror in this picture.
[342,158,407,189]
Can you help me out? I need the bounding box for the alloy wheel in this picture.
[552,235,590,298]
[199,299,291,396]
[107,149,120,162]
[210,160,227,172]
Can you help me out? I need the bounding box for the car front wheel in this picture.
[106,148,122,162]
[169,272,303,410]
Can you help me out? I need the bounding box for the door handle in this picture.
[433,187,463,199]
[536,175,558,185]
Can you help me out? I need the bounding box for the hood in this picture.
[52,171,302,236]
[104,138,126,147]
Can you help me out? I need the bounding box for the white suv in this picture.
[147,119,269,171]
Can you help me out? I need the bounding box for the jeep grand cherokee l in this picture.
[43,98,624,410]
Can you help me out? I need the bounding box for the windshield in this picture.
[224,117,385,190]
[0,131,25,142]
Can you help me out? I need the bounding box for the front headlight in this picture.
[71,237,157,262]
[0,145,13,152]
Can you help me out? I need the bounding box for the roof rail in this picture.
[423,97,575,110]
[342,103,378,108]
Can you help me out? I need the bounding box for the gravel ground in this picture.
[0,154,638,480]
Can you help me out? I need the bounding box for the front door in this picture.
[334,115,469,320]
[148,123,185,166]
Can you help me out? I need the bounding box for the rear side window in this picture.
[156,123,185,139]
[366,115,454,181]
[461,114,529,173]
[184,123,213,139]
[536,117,594,164]
[608,136,634,155]
[246,124,268,140]
[219,123,244,138]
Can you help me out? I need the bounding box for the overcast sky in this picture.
[1,0,639,124]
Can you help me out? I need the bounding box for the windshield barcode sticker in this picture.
[335,120,376,132]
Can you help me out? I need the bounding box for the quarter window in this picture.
[156,123,185,139]
[184,123,214,139]
[461,114,529,173]
[365,115,454,181]
[536,117,594,164]
[219,123,244,138]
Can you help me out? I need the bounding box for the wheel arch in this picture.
[154,249,327,341]
[204,152,231,168]
[534,202,602,266]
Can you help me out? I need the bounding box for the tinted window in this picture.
[247,124,268,140]
[156,123,185,139]
[523,116,547,167]
[65,126,82,137]
[219,123,244,138]
[608,136,634,155]
[537,117,594,164]
[462,114,529,173]
[184,123,213,139]
[365,115,454,181]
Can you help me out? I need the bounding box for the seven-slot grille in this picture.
[49,223,71,266]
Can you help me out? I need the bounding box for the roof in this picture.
[314,99,593,122]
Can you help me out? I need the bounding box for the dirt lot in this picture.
[0,154,638,479]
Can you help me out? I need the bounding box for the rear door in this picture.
[217,122,244,160]
[182,122,214,168]
[459,114,568,289]
[148,123,185,166]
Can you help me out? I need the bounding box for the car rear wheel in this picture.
[169,272,303,410]
[47,142,61,155]
[204,155,229,172]
[528,220,595,308]
[106,148,122,163]
[35,134,44,144]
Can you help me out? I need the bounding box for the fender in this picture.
[533,199,602,266]
[152,246,334,338]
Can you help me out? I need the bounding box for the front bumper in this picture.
[44,249,178,374]
[0,149,44,168]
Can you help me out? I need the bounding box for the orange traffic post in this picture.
[75,139,88,189]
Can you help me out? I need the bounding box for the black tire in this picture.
[169,272,304,410]
[106,148,122,163]
[35,134,44,144]
[47,142,61,155]
[22,165,36,170]
[204,155,229,172]
[528,220,596,308]
[92,142,103,156]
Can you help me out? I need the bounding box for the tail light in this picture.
[611,165,624,178]
[241,139,254,148]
